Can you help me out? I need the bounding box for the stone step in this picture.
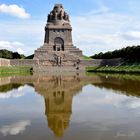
[33,66,85,72]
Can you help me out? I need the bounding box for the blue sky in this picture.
[0,0,140,56]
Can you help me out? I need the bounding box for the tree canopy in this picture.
[91,45,140,62]
[0,49,26,59]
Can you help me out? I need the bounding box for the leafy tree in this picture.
[0,49,26,59]
[25,54,34,59]
[91,45,140,63]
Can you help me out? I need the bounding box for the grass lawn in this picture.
[83,55,92,60]
[0,66,32,76]
[86,65,140,74]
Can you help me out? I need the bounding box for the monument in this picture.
[33,4,83,71]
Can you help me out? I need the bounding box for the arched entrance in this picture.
[54,37,64,51]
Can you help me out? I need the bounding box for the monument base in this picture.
[33,65,85,73]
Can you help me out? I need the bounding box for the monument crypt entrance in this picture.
[54,37,64,51]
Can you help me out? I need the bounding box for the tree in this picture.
[91,45,140,63]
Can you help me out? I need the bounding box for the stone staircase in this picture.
[33,65,84,72]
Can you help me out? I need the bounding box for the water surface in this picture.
[0,73,140,140]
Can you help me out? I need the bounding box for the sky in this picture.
[0,0,140,56]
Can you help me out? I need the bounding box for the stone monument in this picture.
[34,4,83,71]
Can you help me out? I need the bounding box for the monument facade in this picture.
[34,4,83,71]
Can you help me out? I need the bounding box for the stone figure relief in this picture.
[60,10,64,20]
[64,12,69,21]
[54,11,58,20]
[50,54,76,67]
[52,54,62,66]
[47,5,70,22]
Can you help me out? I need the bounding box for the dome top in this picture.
[47,4,70,25]
[53,4,63,11]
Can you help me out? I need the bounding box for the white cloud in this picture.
[0,92,24,99]
[0,41,24,49]
[121,31,140,40]
[127,100,140,109]
[12,42,24,47]
[17,86,25,91]
[0,40,26,54]
[0,41,13,49]
[0,4,30,19]
[0,86,25,99]
[0,120,31,136]
[115,131,135,137]
[89,0,109,15]
[72,12,140,55]
[17,48,25,54]
[0,20,44,55]
[74,85,140,110]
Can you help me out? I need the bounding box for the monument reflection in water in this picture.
[34,75,82,138]
[0,74,140,140]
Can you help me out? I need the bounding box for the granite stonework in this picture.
[0,58,10,66]
[0,58,123,69]
[10,59,37,67]
[33,4,83,71]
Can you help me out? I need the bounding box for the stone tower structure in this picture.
[34,4,83,70]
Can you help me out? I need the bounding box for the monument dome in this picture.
[47,4,70,25]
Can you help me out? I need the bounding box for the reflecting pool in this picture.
[0,73,140,140]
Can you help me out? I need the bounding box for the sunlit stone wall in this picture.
[10,59,37,67]
[0,58,10,66]
[0,58,123,67]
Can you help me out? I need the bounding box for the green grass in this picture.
[0,66,32,76]
[87,72,140,81]
[86,65,140,74]
[83,55,92,60]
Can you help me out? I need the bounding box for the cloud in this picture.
[17,48,25,54]
[86,5,109,15]
[0,20,44,55]
[71,11,140,55]
[89,0,109,15]
[0,4,30,19]
[0,86,25,99]
[0,41,13,49]
[121,31,140,40]
[72,85,140,129]
[115,131,135,137]
[74,85,140,110]
[0,120,31,136]
[0,92,24,99]
[0,41,24,49]
[0,40,26,54]
[126,100,140,109]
